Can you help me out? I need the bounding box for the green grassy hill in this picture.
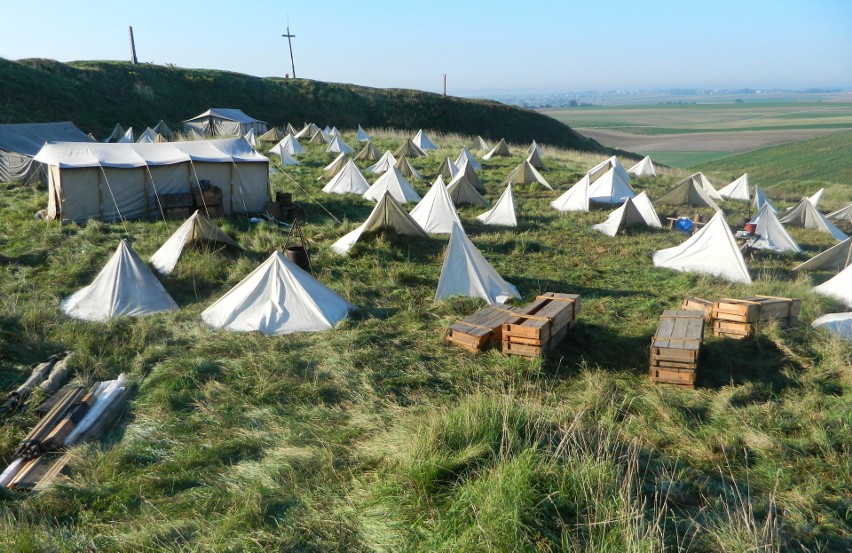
[0,58,600,151]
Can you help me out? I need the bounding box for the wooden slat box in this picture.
[649,309,704,388]
[502,293,581,357]
[712,296,801,323]
[445,302,541,353]
[681,297,713,321]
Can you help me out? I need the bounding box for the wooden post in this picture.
[128,26,138,65]
[282,26,296,78]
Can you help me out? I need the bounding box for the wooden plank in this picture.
[681,298,713,321]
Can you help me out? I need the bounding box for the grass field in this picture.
[0,132,850,551]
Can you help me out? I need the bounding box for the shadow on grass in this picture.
[699,336,800,392]
[0,250,48,266]
[543,322,652,378]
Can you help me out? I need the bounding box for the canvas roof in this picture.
[394,139,426,158]
[656,175,721,209]
[201,251,354,335]
[150,211,239,275]
[118,128,135,143]
[811,312,852,342]
[308,129,331,144]
[652,211,752,283]
[438,157,460,181]
[332,192,427,254]
[454,160,484,192]
[243,128,257,147]
[267,144,300,166]
[527,141,544,158]
[258,127,283,142]
[294,123,320,139]
[367,150,397,174]
[435,223,520,304]
[502,160,551,189]
[0,122,93,156]
[587,156,630,184]
[454,147,481,171]
[748,203,801,253]
[152,120,172,137]
[793,237,852,272]
[356,125,372,143]
[718,173,750,201]
[137,128,158,144]
[482,138,511,160]
[808,188,824,209]
[526,149,547,170]
[318,153,348,180]
[412,129,437,151]
[631,191,662,228]
[593,192,659,237]
[272,134,304,155]
[184,108,266,125]
[447,173,487,207]
[550,176,590,212]
[813,263,852,307]
[827,202,852,223]
[410,176,463,234]
[354,141,381,162]
[471,136,490,151]
[753,185,778,213]
[588,167,635,204]
[627,156,657,177]
[326,134,353,155]
[778,198,847,241]
[477,183,517,227]
[60,239,178,321]
[394,155,422,179]
[322,160,370,195]
[363,166,421,203]
[104,124,125,143]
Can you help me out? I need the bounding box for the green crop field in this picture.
[0,130,850,551]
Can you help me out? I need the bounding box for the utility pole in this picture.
[128,26,138,65]
[282,25,296,78]
[442,74,447,96]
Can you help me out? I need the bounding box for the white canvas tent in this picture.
[294,123,320,139]
[813,264,852,307]
[354,141,380,162]
[447,173,487,207]
[793,237,852,272]
[656,175,721,210]
[410,176,463,234]
[748,203,801,253]
[137,128,158,144]
[0,122,93,183]
[592,192,660,237]
[471,136,490,151]
[438,157,460,181]
[502,160,551,189]
[258,127,283,142]
[118,128,135,144]
[627,156,657,177]
[435,223,520,304]
[811,312,852,342]
[332,192,427,255]
[367,150,397,174]
[363,166,421,203]
[778,198,847,241]
[827,202,852,223]
[60,239,178,321]
[152,120,173,138]
[753,185,777,213]
[201,251,354,335]
[454,160,484,192]
[318,153,348,181]
[394,155,422,180]
[326,134,353,155]
[477,184,517,227]
[527,141,543,158]
[356,125,372,143]
[103,124,125,143]
[587,167,635,204]
[322,160,370,195]
[526,149,546,171]
[243,128,257,148]
[183,108,267,137]
[808,188,824,209]
[694,172,722,201]
[652,211,752,284]
[482,139,511,160]
[412,129,437,151]
[267,145,300,166]
[34,138,270,223]
[550,176,590,213]
[394,139,426,158]
[718,174,750,201]
[149,211,239,275]
[454,147,481,171]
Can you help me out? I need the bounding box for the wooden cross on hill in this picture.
[282,26,296,79]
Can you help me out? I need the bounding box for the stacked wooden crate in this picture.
[649,309,704,388]
[160,193,192,219]
[445,302,541,352]
[711,296,801,339]
[192,185,223,217]
[501,293,581,357]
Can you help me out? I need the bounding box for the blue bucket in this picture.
[674,218,694,233]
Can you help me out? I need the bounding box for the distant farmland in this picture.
[542,100,852,167]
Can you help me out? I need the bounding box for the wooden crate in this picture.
[712,296,801,323]
[264,201,283,218]
[445,303,536,353]
[192,186,223,207]
[159,193,191,209]
[501,293,581,357]
[712,319,753,339]
[649,366,697,387]
[649,309,704,388]
[681,297,713,321]
[201,205,224,218]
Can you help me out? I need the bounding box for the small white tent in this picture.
[322,160,370,195]
[811,312,852,342]
[527,141,544,158]
[410,176,463,234]
[827,202,852,223]
[243,128,257,148]
[267,144,300,166]
[808,188,824,209]
[753,186,777,213]
[813,264,852,307]
[627,156,657,177]
[587,167,635,204]
[694,172,722,201]
[502,160,551,189]
[332,192,427,255]
[652,211,752,284]
[201,251,354,335]
[793,237,852,272]
[477,184,517,227]
[104,124,126,143]
[454,147,482,171]
[412,129,437,151]
[550,176,590,213]
[482,139,511,160]
[118,128,135,144]
[749,203,801,253]
[656,175,721,210]
[631,191,662,228]
[438,157,460,181]
[592,192,660,237]
[364,166,421,203]
[273,134,304,155]
[394,155,422,180]
[60,239,178,321]
[367,150,397,174]
[326,134,353,155]
[356,125,372,143]
[446,173,487,207]
[318,153,348,181]
[526,149,547,171]
[778,198,847,241]
[137,128,158,144]
[718,174,750,201]
[435,223,520,304]
[150,211,240,275]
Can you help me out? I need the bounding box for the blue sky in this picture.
[2,0,850,94]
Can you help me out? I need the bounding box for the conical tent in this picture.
[154,133,168,143]
[137,128,158,144]
[502,160,551,189]
[435,223,520,304]
[753,186,777,213]
[748,203,801,253]
[309,129,331,144]
[152,120,172,137]
[454,161,484,192]
[526,149,547,170]
[364,166,421,203]
[318,153,348,181]
[332,192,427,254]
[477,184,517,227]
[811,312,852,342]
[294,123,319,139]
[827,202,852,223]
[808,188,824,209]
[447,173,487,207]
[201,252,354,335]
[267,144,300,166]
[631,191,662,228]
[656,176,721,209]
[471,136,491,151]
[793,237,852,272]
[653,211,752,283]
[367,150,397,174]
[527,141,544,158]
[454,147,482,171]
[394,155,422,180]
[258,127,283,142]
[593,196,655,237]
[778,198,847,241]
[323,126,332,135]
[354,141,380,162]
[285,123,299,136]
[410,176,463,234]
[60,239,178,321]
[627,156,657,177]
[412,129,437,151]
[272,134,304,155]
[813,264,852,307]
[356,125,372,143]
[104,124,126,143]
[550,176,590,213]
[326,134,353,155]
[588,168,635,204]
[328,126,339,137]
[718,174,750,201]
[483,139,511,160]
[243,129,257,147]
[693,172,722,201]
[322,160,370,195]
[150,211,240,275]
[394,139,426,158]
[588,156,630,184]
[438,157,460,181]
[118,127,135,144]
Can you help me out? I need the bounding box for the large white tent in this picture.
[34,138,270,223]
[60,239,178,321]
[201,251,354,335]
[363,166,421,203]
[149,211,240,275]
[477,184,517,227]
[332,192,427,255]
[410,176,463,234]
[813,264,852,307]
[183,108,267,137]
[718,174,750,201]
[322,160,370,195]
[749,203,801,253]
[435,223,520,304]
[652,211,752,284]
[627,156,657,177]
[778,198,847,241]
[0,122,92,183]
[412,129,437,151]
[793,237,852,272]
[811,312,852,342]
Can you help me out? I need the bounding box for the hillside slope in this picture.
[0,58,600,151]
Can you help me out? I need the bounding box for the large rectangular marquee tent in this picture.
[182,108,268,137]
[34,138,270,223]
[0,122,93,183]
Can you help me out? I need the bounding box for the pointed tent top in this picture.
[268,144,300,166]
[201,251,354,335]
[258,127,284,142]
[808,188,824,209]
[367,150,397,174]
[354,141,381,162]
[502,160,551,189]
[588,156,630,184]
[694,172,722,201]
[435,223,520,304]
[328,126,340,137]
[137,128,158,144]
[454,147,481,171]
[471,136,491,151]
[627,155,657,177]
[356,125,372,143]
[243,128,257,147]
[394,155,422,180]
[652,211,752,283]
[656,175,721,210]
[150,211,239,275]
[104,123,126,143]
[118,127,135,143]
[588,167,635,204]
[152,120,172,137]
[410,175,463,234]
[309,129,331,144]
[294,122,319,139]
[318,153,348,181]
[482,138,511,160]
[332,192,427,255]
[477,183,517,227]
[364,166,421,203]
[753,185,777,213]
[326,134,353,155]
[593,197,649,237]
[394,139,426,158]
[827,202,852,223]
[322,159,370,195]
[718,173,750,201]
[527,141,543,158]
[273,133,304,155]
[412,129,437,151]
[61,239,178,321]
[748,203,801,253]
[455,160,484,192]
[438,157,460,181]
[778,198,847,241]
[631,191,662,228]
[323,125,332,135]
[526,149,547,170]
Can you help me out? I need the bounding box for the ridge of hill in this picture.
[0,58,601,151]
